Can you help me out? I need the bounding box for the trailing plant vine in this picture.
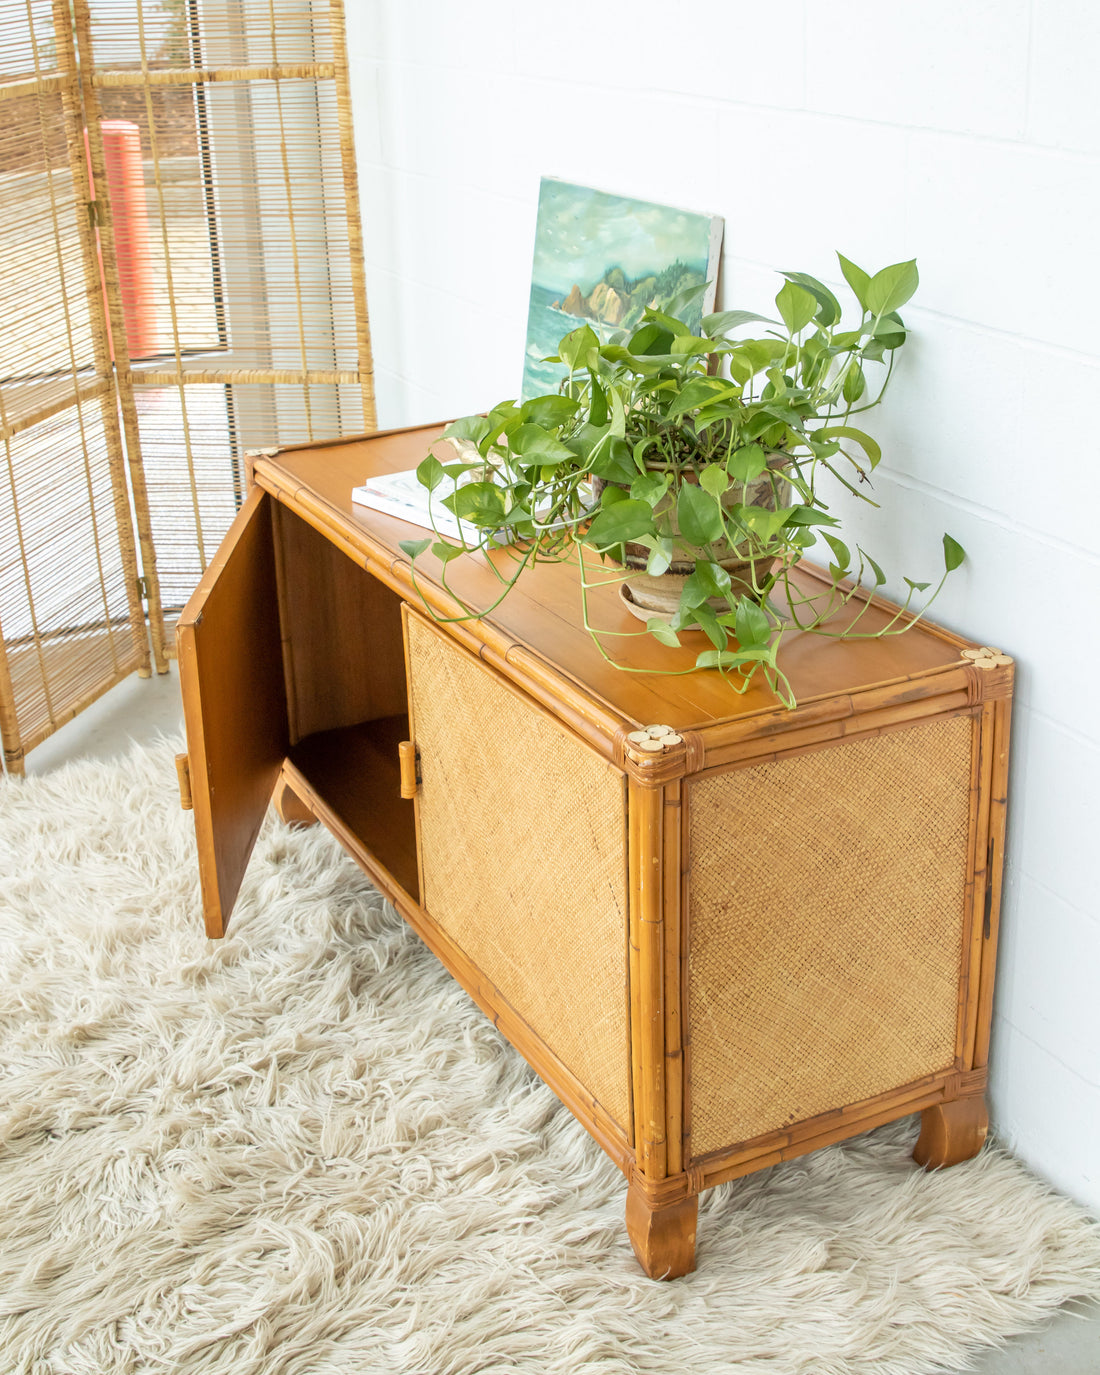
[400,253,964,707]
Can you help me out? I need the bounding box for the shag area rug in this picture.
[2,742,1099,1375]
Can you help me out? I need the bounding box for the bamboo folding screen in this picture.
[0,0,374,773]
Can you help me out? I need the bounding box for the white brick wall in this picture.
[346,0,1100,1210]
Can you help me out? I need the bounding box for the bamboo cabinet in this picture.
[176,424,1012,1280]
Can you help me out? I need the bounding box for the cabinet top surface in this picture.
[255,424,979,733]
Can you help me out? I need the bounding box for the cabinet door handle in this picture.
[398,740,420,799]
[175,753,193,810]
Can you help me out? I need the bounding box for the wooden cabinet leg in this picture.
[913,1094,989,1170]
[625,1179,698,1280]
[273,776,317,827]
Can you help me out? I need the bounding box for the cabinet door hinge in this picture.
[136,575,150,600]
[86,198,102,228]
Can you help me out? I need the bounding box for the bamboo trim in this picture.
[679,772,694,1167]
[692,1070,965,1185]
[955,710,987,1062]
[697,1085,950,1191]
[91,63,337,87]
[70,0,168,673]
[620,772,634,1146]
[280,755,633,1174]
[662,780,684,1178]
[643,1071,987,1205]
[132,368,365,386]
[0,72,67,100]
[692,701,977,780]
[627,863,645,1173]
[962,702,998,1067]
[628,776,668,1180]
[0,377,111,444]
[696,672,977,769]
[329,0,377,429]
[974,694,1013,1068]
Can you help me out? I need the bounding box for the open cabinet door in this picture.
[177,488,289,936]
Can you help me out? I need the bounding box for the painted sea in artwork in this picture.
[521,179,723,400]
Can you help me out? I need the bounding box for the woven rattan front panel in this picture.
[406,613,630,1131]
[687,715,973,1157]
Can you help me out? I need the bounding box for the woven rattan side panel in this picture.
[687,715,973,1158]
[406,613,630,1130]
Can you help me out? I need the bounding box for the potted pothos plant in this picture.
[400,253,964,707]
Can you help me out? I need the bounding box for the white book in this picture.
[351,468,472,543]
[352,464,564,545]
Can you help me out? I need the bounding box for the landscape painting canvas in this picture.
[521,178,723,399]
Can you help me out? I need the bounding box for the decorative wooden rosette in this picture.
[961,646,1013,670]
[625,724,684,760]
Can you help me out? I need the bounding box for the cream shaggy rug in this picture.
[2,742,1099,1375]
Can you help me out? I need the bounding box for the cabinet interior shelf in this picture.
[289,716,419,901]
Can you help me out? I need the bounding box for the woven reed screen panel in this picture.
[0,0,374,773]
[686,715,973,1159]
[0,0,151,772]
[405,612,632,1133]
[79,0,375,624]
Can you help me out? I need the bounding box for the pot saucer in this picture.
[619,582,704,629]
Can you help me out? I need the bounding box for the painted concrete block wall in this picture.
[345,1,1100,1210]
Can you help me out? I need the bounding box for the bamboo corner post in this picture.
[624,725,698,1278]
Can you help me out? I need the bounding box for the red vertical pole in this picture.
[100,119,157,360]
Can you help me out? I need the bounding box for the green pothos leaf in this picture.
[645,617,681,648]
[431,541,465,564]
[943,533,966,572]
[416,455,445,491]
[861,549,887,585]
[734,598,771,647]
[813,424,882,469]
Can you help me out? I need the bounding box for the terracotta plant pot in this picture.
[591,459,789,622]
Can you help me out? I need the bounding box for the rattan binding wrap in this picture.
[406,614,630,1130]
[687,715,973,1157]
